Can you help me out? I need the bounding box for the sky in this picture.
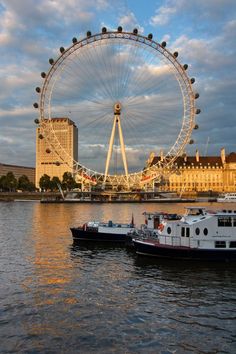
[0,0,236,173]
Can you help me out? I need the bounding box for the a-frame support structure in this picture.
[104,103,129,186]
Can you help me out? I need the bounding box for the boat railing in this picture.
[160,235,191,247]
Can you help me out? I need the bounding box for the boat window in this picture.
[203,228,208,236]
[195,227,200,235]
[215,241,226,248]
[229,241,236,248]
[186,228,190,237]
[167,227,171,235]
[181,227,185,237]
[218,217,232,227]
[232,217,236,227]
[187,208,204,216]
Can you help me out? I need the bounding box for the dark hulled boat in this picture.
[71,219,135,244]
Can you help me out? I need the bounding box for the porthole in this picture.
[195,227,200,235]
[203,228,208,236]
[167,227,171,234]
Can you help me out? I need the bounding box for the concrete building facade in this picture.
[36,118,78,187]
[0,163,35,183]
[148,149,236,193]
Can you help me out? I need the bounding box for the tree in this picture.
[39,174,51,191]
[0,175,7,191]
[5,172,17,191]
[18,175,35,191]
[50,176,61,191]
[62,172,77,191]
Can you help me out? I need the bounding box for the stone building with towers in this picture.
[36,118,78,188]
[147,148,236,193]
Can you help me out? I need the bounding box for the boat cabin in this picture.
[155,207,236,250]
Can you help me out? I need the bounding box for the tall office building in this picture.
[36,118,78,187]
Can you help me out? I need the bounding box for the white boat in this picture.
[217,193,236,202]
[133,207,236,261]
[71,217,135,244]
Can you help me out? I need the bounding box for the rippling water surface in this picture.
[0,201,236,353]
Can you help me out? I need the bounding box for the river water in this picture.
[0,201,236,353]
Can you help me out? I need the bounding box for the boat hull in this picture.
[133,240,236,262]
[70,227,130,244]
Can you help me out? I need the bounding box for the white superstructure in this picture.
[143,207,236,250]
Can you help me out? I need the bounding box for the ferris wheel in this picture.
[34,27,200,189]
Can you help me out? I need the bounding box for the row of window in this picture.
[167,227,236,248]
[215,241,236,248]
[218,217,236,227]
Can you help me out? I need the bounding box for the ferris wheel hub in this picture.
[114,102,121,114]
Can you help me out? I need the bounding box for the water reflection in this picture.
[1,201,236,354]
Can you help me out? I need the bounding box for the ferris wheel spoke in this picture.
[124,46,162,98]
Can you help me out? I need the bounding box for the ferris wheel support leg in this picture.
[104,116,117,183]
[117,117,129,186]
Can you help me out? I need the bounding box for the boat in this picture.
[217,193,236,202]
[70,217,135,244]
[133,207,236,261]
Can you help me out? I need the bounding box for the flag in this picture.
[131,213,134,226]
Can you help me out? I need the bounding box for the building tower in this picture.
[36,118,78,188]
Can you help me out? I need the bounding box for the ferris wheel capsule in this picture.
[161,41,167,47]
[60,47,65,53]
[102,27,107,33]
[34,118,39,124]
[35,87,41,93]
[87,31,92,37]
[49,58,54,65]
[72,37,77,43]
[148,33,153,40]
[133,28,138,34]
[183,64,188,70]
[196,108,201,114]
[195,93,200,99]
[190,78,195,84]
[41,72,46,78]
[33,102,38,108]
[173,52,178,58]
[117,26,123,32]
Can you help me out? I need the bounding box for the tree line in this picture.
[0,172,35,192]
[39,172,78,191]
[0,171,78,192]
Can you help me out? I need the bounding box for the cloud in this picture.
[119,12,144,33]
[150,3,178,26]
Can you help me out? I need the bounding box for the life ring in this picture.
[158,223,164,232]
